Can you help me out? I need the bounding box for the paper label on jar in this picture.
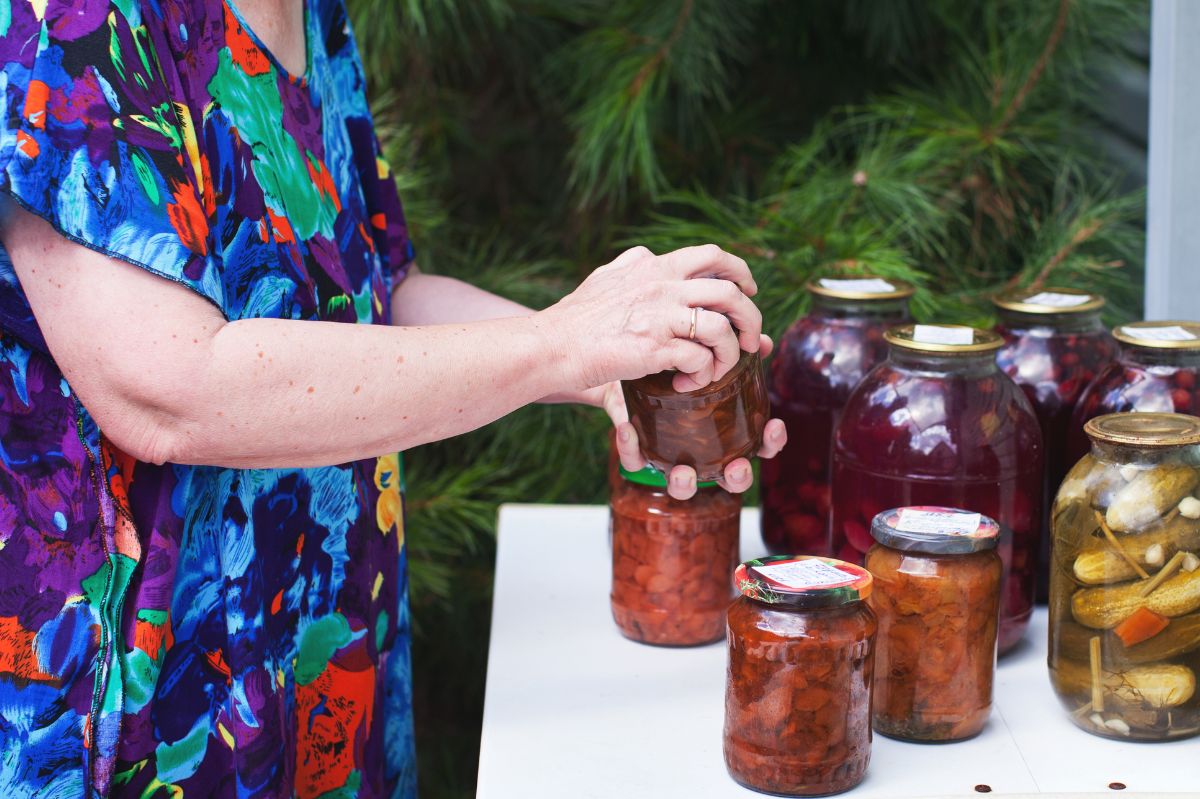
[896,508,982,537]
[912,324,975,346]
[1024,291,1092,308]
[752,559,857,590]
[1121,325,1198,342]
[819,277,896,294]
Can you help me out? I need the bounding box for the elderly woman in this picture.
[0,1,784,797]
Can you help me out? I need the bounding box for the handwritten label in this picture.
[819,278,896,294]
[896,508,982,537]
[752,559,855,590]
[913,324,975,346]
[1024,291,1093,308]
[1122,325,1198,342]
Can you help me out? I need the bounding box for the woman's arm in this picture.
[2,207,760,469]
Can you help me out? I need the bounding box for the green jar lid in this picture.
[618,464,720,489]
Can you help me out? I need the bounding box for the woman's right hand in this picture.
[541,245,763,394]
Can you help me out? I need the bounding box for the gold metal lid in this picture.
[807,275,915,301]
[1112,320,1200,350]
[884,324,1003,354]
[1085,412,1200,447]
[992,286,1105,315]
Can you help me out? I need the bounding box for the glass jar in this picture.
[724,556,876,796]
[994,288,1116,600]
[830,324,1043,654]
[610,465,741,646]
[1068,321,1200,466]
[1048,412,1200,741]
[761,276,913,555]
[865,506,1002,742]
[622,350,768,482]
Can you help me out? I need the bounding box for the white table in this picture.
[477,505,1199,798]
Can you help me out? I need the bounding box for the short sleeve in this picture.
[0,1,225,311]
[370,149,416,294]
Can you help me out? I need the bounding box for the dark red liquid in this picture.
[831,352,1043,653]
[761,299,908,555]
[1067,349,1200,465]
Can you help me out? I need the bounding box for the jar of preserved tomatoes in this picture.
[1049,412,1200,741]
[724,555,875,796]
[831,324,1043,654]
[610,465,741,646]
[1068,321,1200,466]
[623,350,769,482]
[761,276,914,556]
[866,506,1002,742]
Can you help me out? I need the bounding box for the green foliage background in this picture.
[347,1,1148,796]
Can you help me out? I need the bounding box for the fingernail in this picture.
[618,427,631,443]
[733,466,749,482]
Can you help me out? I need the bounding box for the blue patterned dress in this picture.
[0,0,417,796]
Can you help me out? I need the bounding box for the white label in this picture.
[896,508,982,537]
[752,559,855,589]
[819,277,896,294]
[1121,325,1198,342]
[912,324,975,345]
[1023,291,1092,308]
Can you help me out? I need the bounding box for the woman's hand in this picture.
[591,334,787,500]
[540,245,764,394]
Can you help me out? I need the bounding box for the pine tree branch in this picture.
[992,0,1072,135]
[629,0,695,98]
[1013,217,1104,290]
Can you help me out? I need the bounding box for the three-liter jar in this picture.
[761,276,914,556]
[866,506,1002,742]
[994,287,1115,599]
[1048,412,1200,741]
[622,350,769,482]
[1068,321,1200,465]
[724,556,876,796]
[610,465,741,646]
[830,324,1043,654]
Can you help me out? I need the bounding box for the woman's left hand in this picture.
[594,333,787,500]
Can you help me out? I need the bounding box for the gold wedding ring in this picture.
[688,307,699,341]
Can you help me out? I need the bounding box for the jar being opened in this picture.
[866,506,1002,742]
[1049,412,1200,741]
[609,465,741,646]
[622,349,769,482]
[761,276,914,556]
[724,555,876,796]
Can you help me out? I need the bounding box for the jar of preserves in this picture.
[610,465,741,646]
[830,324,1043,654]
[1049,412,1200,741]
[622,350,769,482]
[724,555,876,796]
[761,276,914,556]
[1068,321,1200,465]
[865,506,1002,742]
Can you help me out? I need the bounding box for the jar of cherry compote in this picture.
[1068,321,1200,465]
[993,287,1115,600]
[866,506,1002,742]
[762,276,914,556]
[725,555,876,796]
[831,324,1043,654]
[610,465,741,646]
[623,350,769,481]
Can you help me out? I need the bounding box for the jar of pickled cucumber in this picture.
[761,276,913,556]
[623,350,769,482]
[610,465,741,646]
[1049,412,1200,741]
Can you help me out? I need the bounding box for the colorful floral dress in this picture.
[0,1,416,797]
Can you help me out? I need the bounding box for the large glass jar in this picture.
[623,350,768,482]
[830,324,1043,654]
[1068,321,1200,465]
[865,506,1002,742]
[994,288,1116,599]
[610,466,741,646]
[724,556,876,796]
[1048,412,1200,741]
[761,276,913,556]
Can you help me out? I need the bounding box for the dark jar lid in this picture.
[884,324,1003,355]
[1112,320,1200,351]
[618,464,719,489]
[807,275,916,301]
[992,286,1105,315]
[1084,412,1200,448]
[734,555,872,609]
[870,506,1000,555]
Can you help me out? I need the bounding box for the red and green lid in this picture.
[870,506,1000,555]
[734,555,872,609]
[618,465,719,489]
